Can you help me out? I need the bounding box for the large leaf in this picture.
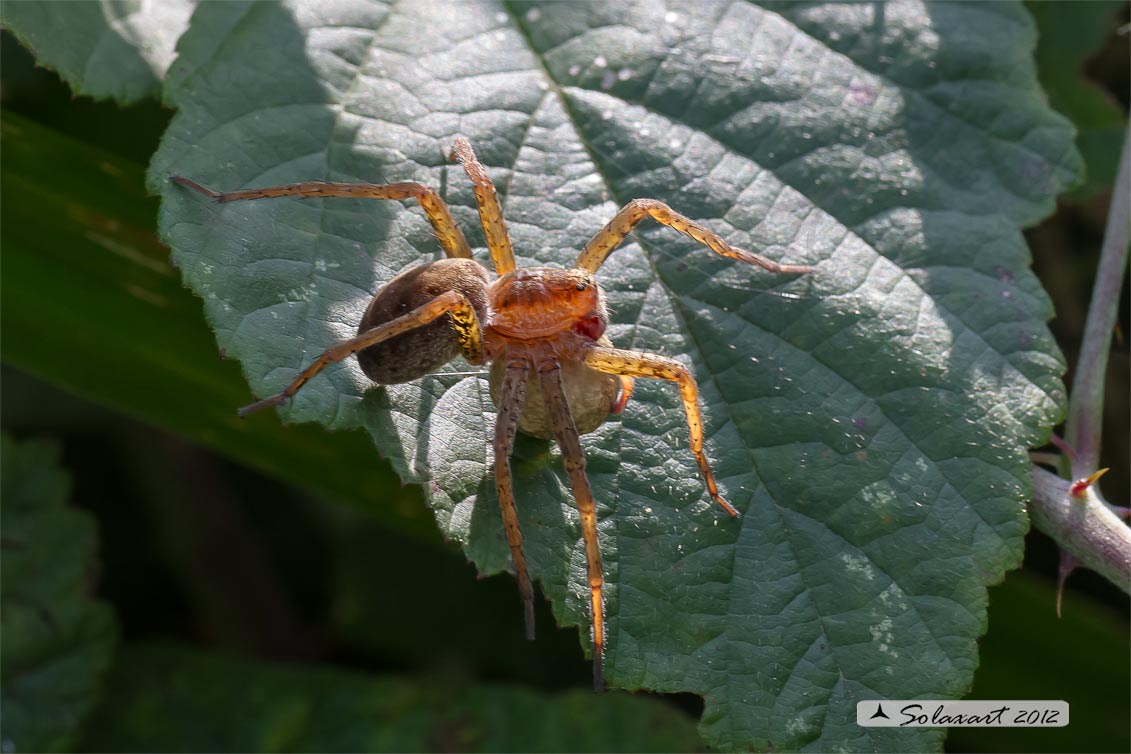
[0,0,193,104]
[151,2,1080,750]
[82,643,702,752]
[0,435,117,752]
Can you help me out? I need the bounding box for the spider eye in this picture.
[576,282,588,291]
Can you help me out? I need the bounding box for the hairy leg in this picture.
[539,363,606,691]
[239,290,483,416]
[583,345,739,517]
[449,137,517,276]
[494,363,536,640]
[576,198,811,276]
[170,176,473,260]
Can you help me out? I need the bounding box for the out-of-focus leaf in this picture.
[0,0,193,104]
[152,2,1080,750]
[0,435,117,752]
[81,643,703,753]
[0,113,431,541]
[1028,0,1126,197]
[948,570,1130,754]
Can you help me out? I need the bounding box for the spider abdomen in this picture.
[487,342,621,440]
[356,258,489,384]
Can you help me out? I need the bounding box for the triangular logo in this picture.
[870,704,890,720]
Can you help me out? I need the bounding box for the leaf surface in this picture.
[151,2,1079,750]
[1,0,193,103]
[0,435,117,752]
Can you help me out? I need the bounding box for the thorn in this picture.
[1048,434,1076,460]
[1056,551,1081,618]
[1069,468,1109,498]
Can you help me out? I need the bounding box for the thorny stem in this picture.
[1030,466,1131,594]
[1029,124,1131,595]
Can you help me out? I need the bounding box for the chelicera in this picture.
[172,138,811,690]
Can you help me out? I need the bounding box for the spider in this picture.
[172,138,811,690]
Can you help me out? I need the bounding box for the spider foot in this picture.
[523,599,536,641]
[237,393,290,417]
[170,175,221,199]
[713,494,740,518]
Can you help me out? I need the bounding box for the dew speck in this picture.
[644,506,653,514]
[524,7,541,22]
[568,63,581,77]
[617,66,633,81]
[600,70,616,90]
[494,11,507,23]
[594,54,608,68]
[601,109,613,120]
[669,138,683,150]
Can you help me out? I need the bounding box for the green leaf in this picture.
[0,0,193,104]
[0,435,117,752]
[82,643,703,752]
[0,112,433,542]
[151,2,1080,750]
[1027,0,1127,197]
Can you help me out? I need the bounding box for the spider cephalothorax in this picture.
[172,137,811,690]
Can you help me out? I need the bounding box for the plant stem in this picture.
[1063,124,1130,478]
[1030,465,1131,594]
[1028,125,1131,596]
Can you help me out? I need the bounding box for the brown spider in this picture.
[172,138,810,690]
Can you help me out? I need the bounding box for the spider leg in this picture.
[582,344,739,518]
[238,290,483,416]
[576,198,812,276]
[493,363,536,641]
[539,362,606,691]
[449,137,517,276]
[170,176,473,260]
